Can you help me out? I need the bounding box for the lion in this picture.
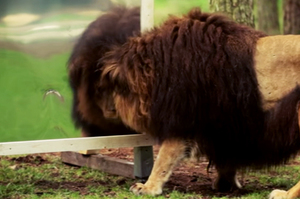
[97,7,300,198]
[68,6,140,137]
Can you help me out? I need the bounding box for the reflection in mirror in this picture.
[0,0,139,142]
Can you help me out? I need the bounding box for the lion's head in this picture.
[99,43,152,133]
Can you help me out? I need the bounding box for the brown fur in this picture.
[99,7,300,196]
[68,6,140,136]
[101,8,266,140]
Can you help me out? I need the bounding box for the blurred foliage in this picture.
[154,0,209,25]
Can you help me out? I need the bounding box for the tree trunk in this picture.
[210,0,254,27]
[284,0,300,34]
[257,0,280,35]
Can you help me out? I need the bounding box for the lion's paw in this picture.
[269,189,288,199]
[130,182,162,196]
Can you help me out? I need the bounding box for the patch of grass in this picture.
[244,166,300,191]
[1,154,300,199]
[0,154,116,198]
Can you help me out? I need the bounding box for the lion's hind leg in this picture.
[269,104,300,199]
[130,139,186,196]
[213,167,242,192]
[269,180,300,199]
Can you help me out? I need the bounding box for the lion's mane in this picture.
[68,6,140,136]
[101,8,300,171]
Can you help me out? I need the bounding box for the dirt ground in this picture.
[98,146,272,198]
[7,146,294,198]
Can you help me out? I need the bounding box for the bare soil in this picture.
[99,146,279,198]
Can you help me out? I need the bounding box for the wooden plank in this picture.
[0,134,156,156]
[61,151,134,178]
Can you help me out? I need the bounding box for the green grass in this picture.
[1,154,300,199]
[0,154,204,199]
[0,49,80,142]
[247,165,300,188]
[0,154,114,199]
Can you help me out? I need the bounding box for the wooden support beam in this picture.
[0,134,156,156]
[61,151,134,178]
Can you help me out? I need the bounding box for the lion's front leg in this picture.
[269,180,300,199]
[130,139,186,196]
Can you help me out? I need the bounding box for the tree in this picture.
[210,0,254,27]
[257,0,280,35]
[284,0,300,34]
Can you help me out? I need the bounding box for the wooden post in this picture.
[140,0,154,31]
[134,146,154,180]
[133,0,155,180]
